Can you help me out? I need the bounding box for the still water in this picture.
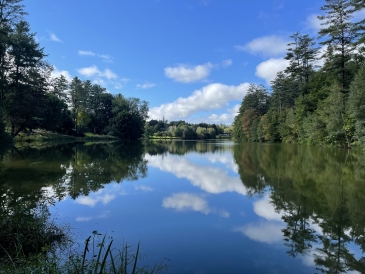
[1,140,365,273]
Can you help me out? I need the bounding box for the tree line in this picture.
[145,119,232,139]
[0,0,148,143]
[233,142,365,272]
[233,0,365,148]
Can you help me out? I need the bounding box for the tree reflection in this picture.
[233,142,365,273]
[144,140,233,155]
[0,141,147,205]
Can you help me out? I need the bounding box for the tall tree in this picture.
[5,20,47,136]
[0,0,26,122]
[284,32,318,94]
[69,77,88,134]
[318,0,357,91]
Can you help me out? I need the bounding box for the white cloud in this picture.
[78,65,101,77]
[135,185,154,192]
[99,54,113,63]
[51,67,72,81]
[305,14,322,32]
[206,152,239,173]
[255,58,289,84]
[253,193,283,221]
[236,35,289,56]
[75,192,116,207]
[78,50,96,56]
[145,154,247,196]
[221,59,233,68]
[75,211,111,222]
[77,65,118,80]
[48,31,62,42]
[76,216,93,222]
[162,192,230,218]
[234,222,284,244]
[207,104,240,124]
[78,51,113,62]
[103,68,118,79]
[164,62,214,83]
[148,82,250,121]
[163,193,211,214]
[136,83,156,89]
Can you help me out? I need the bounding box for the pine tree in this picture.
[318,0,357,91]
[284,32,318,94]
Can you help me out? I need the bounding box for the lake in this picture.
[1,140,365,273]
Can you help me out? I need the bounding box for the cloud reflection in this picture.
[162,192,230,218]
[75,192,116,207]
[163,193,211,214]
[253,193,283,221]
[135,185,154,192]
[76,211,111,222]
[146,154,246,195]
[234,222,284,244]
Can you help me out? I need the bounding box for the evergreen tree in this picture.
[284,32,318,94]
[347,67,365,146]
[318,0,357,91]
[5,20,47,136]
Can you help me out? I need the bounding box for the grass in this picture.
[1,232,169,274]
[0,199,169,274]
[12,130,118,145]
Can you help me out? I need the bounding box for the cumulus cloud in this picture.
[78,65,101,77]
[207,104,240,124]
[51,67,72,81]
[145,154,246,196]
[48,31,62,42]
[136,83,156,89]
[164,62,214,83]
[77,65,118,79]
[148,82,250,121]
[236,35,289,56]
[255,58,289,84]
[221,59,233,68]
[234,222,284,244]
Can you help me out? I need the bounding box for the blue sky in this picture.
[24,0,330,124]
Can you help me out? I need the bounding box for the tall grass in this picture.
[64,231,169,274]
[0,198,169,273]
[1,231,169,274]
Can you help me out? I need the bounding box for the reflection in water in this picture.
[233,143,365,273]
[2,140,365,273]
[162,192,230,218]
[0,142,147,208]
[146,154,246,195]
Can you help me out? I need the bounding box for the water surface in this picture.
[1,140,364,273]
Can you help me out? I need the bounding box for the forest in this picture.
[0,0,149,143]
[233,0,365,148]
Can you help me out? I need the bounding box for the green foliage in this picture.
[109,95,148,140]
[233,143,365,273]
[0,197,67,265]
[347,66,365,146]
